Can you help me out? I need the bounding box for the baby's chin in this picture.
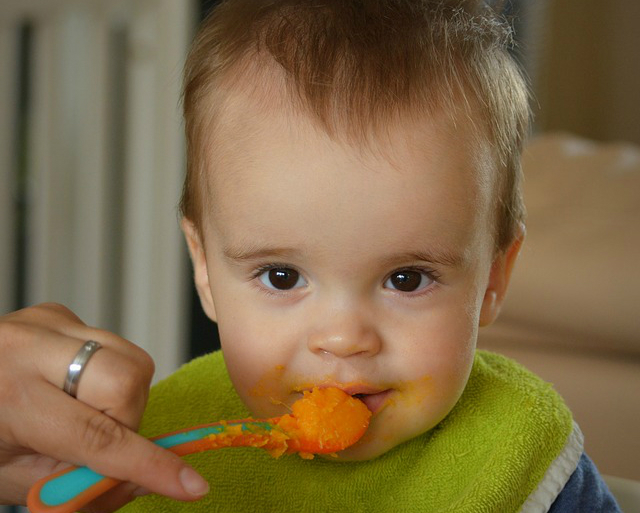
[327,425,413,461]
[327,444,387,461]
[332,410,445,461]
[328,434,406,461]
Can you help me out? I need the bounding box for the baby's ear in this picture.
[479,224,525,327]
[181,218,217,323]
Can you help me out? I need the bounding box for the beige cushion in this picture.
[478,132,640,480]
[481,132,640,355]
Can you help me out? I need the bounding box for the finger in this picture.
[2,456,147,512]
[18,385,209,502]
[0,453,68,505]
[3,302,87,330]
[74,342,154,431]
[1,313,153,433]
[23,329,154,431]
[4,303,154,394]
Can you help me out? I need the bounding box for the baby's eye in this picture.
[258,267,307,291]
[384,269,433,292]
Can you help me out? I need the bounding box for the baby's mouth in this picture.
[294,384,393,415]
[351,389,392,414]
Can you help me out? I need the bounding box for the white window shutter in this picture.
[1,0,197,382]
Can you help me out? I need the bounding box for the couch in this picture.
[478,132,640,482]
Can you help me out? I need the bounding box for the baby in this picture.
[120,0,619,511]
[0,0,620,511]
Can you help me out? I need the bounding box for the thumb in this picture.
[25,388,209,503]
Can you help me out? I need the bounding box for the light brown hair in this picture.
[181,0,530,250]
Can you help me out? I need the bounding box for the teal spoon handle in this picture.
[27,419,277,513]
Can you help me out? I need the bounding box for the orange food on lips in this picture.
[195,387,371,459]
[275,387,372,457]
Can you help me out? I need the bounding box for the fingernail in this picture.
[180,467,209,496]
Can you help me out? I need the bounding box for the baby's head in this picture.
[181,0,529,460]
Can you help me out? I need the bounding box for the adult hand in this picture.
[0,303,209,511]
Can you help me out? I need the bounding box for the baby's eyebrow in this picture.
[383,249,466,268]
[222,243,466,268]
[222,243,301,263]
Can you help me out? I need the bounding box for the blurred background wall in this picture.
[0,0,196,387]
[531,0,640,144]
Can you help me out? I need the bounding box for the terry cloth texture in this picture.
[120,350,575,512]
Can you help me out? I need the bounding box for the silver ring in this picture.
[64,340,102,397]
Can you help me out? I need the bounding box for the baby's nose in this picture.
[306,314,382,358]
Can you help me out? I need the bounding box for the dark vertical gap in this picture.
[186,0,223,360]
[104,22,128,334]
[14,23,33,311]
[188,279,221,358]
[200,0,220,20]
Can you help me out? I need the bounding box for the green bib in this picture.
[120,350,580,512]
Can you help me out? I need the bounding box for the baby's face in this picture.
[189,94,504,460]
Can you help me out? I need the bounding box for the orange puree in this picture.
[276,387,372,457]
[199,387,371,459]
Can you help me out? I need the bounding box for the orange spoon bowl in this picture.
[277,386,372,455]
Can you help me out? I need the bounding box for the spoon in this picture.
[27,387,371,513]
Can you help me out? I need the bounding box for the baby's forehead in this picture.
[201,81,497,214]
[198,98,499,274]
[206,69,496,177]
[237,56,486,128]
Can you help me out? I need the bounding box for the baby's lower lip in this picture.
[294,385,393,414]
[353,389,392,414]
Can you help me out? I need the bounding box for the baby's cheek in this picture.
[394,362,472,433]
[425,353,475,416]
[236,363,298,418]
[397,376,447,426]
[248,364,287,399]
